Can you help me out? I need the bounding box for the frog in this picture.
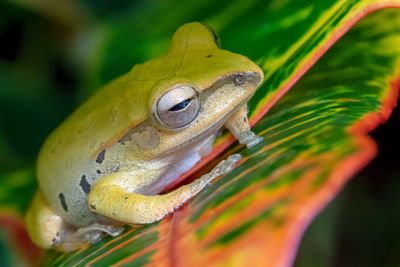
[25,22,264,252]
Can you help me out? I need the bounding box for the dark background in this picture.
[0,1,399,266]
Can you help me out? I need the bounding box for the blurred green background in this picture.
[0,1,399,266]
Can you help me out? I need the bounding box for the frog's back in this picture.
[36,73,156,225]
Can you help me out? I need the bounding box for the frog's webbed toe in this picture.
[204,153,242,183]
[237,129,263,148]
[55,223,124,251]
[75,223,125,244]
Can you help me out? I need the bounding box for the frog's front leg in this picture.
[225,104,263,148]
[88,154,241,224]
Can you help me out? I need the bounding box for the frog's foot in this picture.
[58,224,124,252]
[237,129,263,148]
[75,223,125,244]
[225,104,263,149]
[200,153,241,185]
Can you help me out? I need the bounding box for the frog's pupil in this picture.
[169,98,192,111]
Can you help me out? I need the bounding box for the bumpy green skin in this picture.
[33,22,263,230]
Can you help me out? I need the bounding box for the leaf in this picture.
[50,3,400,267]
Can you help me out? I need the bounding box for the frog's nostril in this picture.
[233,74,245,86]
[233,72,262,87]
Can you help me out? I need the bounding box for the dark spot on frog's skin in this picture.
[79,175,91,194]
[58,193,68,212]
[243,117,247,123]
[96,149,106,164]
[52,238,57,245]
[96,169,102,174]
[124,196,129,200]
[206,54,213,58]
[90,204,96,210]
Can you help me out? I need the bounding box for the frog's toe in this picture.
[238,130,263,148]
[221,154,242,174]
[76,223,124,244]
[109,226,125,237]
[205,153,242,182]
[87,232,103,244]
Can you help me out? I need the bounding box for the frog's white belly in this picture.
[142,133,217,195]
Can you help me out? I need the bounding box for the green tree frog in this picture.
[26,22,264,251]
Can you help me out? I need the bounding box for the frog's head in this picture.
[139,22,262,126]
[126,22,263,154]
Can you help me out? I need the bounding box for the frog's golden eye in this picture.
[155,85,200,129]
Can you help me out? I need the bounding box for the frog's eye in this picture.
[155,85,200,128]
